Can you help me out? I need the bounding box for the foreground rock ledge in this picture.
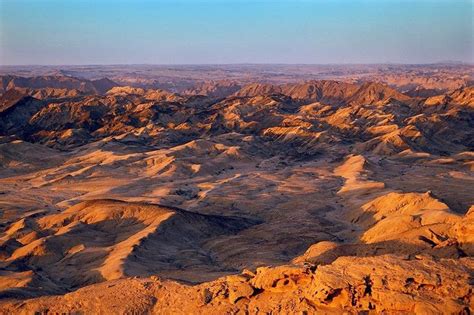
[0,255,472,314]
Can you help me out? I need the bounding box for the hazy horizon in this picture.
[0,61,473,67]
[1,0,472,66]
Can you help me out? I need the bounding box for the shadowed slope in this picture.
[0,199,259,298]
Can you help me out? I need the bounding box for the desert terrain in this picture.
[0,64,473,313]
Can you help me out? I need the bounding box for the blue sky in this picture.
[0,0,472,65]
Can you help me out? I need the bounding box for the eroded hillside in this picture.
[0,75,473,313]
